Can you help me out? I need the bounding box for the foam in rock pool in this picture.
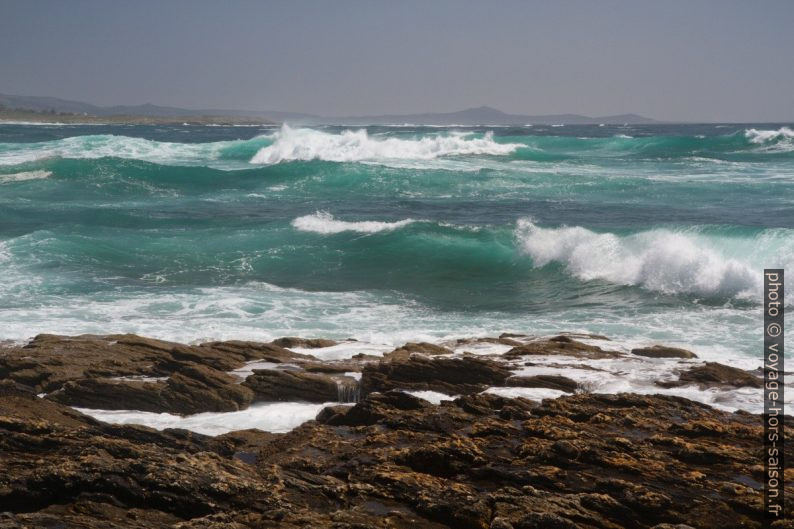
[484,386,568,401]
[289,340,395,360]
[404,390,458,404]
[502,342,791,414]
[229,360,297,379]
[250,125,521,164]
[76,401,343,436]
[55,332,794,434]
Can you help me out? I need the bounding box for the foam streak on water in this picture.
[292,211,417,234]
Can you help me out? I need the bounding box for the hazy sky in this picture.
[1,0,792,122]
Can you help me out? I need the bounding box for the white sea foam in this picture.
[250,125,520,165]
[515,219,793,298]
[0,134,269,169]
[745,127,794,144]
[744,127,794,151]
[291,211,416,234]
[404,390,458,404]
[230,360,297,379]
[0,170,52,183]
[76,401,341,436]
[484,386,568,401]
[290,340,394,360]
[502,339,789,413]
[0,121,104,126]
[73,339,789,437]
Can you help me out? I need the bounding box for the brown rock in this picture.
[453,336,524,347]
[0,334,315,395]
[382,342,454,361]
[632,345,698,359]
[47,378,170,412]
[315,404,353,424]
[161,364,254,413]
[0,333,785,528]
[360,355,512,396]
[243,369,353,403]
[270,337,338,349]
[657,362,762,389]
[193,339,316,365]
[47,364,253,415]
[0,394,274,526]
[299,360,363,374]
[504,337,621,360]
[0,381,784,528]
[0,379,37,398]
[506,374,579,393]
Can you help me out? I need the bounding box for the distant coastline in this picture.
[0,93,666,126]
[0,108,277,126]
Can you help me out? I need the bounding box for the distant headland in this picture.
[0,93,663,126]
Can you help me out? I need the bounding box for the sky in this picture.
[1,0,792,122]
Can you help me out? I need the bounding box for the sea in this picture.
[0,121,791,425]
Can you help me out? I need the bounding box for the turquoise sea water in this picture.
[0,122,791,362]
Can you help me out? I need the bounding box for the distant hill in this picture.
[0,94,283,124]
[0,94,662,125]
[331,106,662,125]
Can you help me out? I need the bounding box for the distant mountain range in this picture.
[0,93,662,125]
[331,106,661,125]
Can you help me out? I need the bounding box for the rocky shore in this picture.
[0,333,790,528]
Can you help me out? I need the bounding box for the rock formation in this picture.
[0,383,788,527]
[0,333,787,528]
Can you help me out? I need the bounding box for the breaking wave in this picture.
[0,134,270,168]
[2,126,791,172]
[744,127,794,151]
[291,211,417,234]
[0,169,52,183]
[515,219,793,299]
[250,125,521,165]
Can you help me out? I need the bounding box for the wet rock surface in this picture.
[48,363,254,414]
[631,345,698,359]
[360,355,513,396]
[382,341,455,361]
[0,333,790,527]
[270,337,339,349]
[506,374,579,393]
[0,384,789,528]
[243,368,354,403]
[658,362,763,389]
[0,333,314,395]
[504,336,622,360]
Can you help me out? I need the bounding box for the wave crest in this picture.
[250,125,520,165]
[291,211,417,234]
[0,135,269,168]
[515,219,792,298]
[0,170,52,183]
[744,127,794,151]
